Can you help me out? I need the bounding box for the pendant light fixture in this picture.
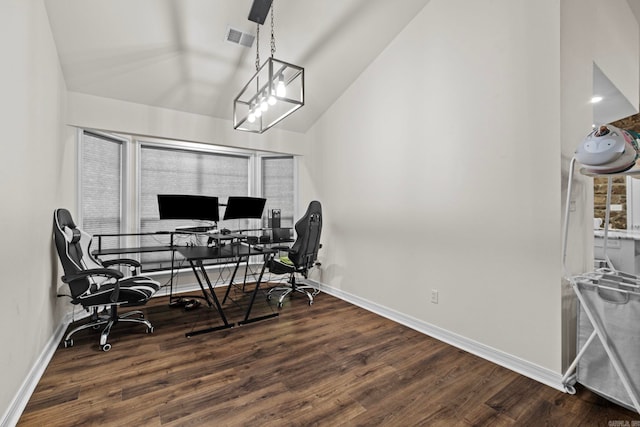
[233,0,304,133]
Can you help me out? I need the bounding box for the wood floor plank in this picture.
[17,290,640,426]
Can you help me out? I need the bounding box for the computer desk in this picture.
[91,231,247,302]
[92,231,285,336]
[175,243,279,337]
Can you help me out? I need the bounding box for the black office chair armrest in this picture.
[271,245,291,251]
[62,268,124,283]
[101,258,141,269]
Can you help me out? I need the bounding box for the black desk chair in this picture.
[53,208,160,351]
[266,201,322,307]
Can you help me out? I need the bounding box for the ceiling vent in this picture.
[225,26,255,48]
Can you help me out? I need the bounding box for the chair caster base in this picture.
[64,339,73,348]
[100,343,112,352]
[146,326,154,334]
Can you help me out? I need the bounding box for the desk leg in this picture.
[169,246,176,302]
[238,255,279,326]
[222,255,244,304]
[185,260,234,337]
[187,260,214,308]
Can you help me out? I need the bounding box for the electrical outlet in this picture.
[431,289,438,304]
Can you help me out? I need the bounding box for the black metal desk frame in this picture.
[176,244,279,337]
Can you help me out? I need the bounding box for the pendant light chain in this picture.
[255,23,260,72]
[270,2,276,58]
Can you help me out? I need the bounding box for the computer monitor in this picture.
[157,194,220,222]
[223,196,266,220]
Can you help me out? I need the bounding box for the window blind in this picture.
[262,156,294,228]
[80,132,122,247]
[139,145,250,268]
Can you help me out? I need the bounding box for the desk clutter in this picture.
[55,198,323,351]
[168,297,201,311]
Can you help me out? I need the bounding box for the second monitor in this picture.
[223,196,266,220]
[157,194,219,222]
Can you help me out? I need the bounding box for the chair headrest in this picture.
[55,208,77,229]
[54,209,81,243]
[63,226,82,244]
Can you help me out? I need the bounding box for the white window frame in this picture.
[77,129,130,250]
[77,128,298,270]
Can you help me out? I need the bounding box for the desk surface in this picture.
[92,245,172,256]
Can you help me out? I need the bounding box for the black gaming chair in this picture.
[53,208,160,351]
[266,201,322,307]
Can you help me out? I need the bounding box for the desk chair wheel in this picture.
[64,339,73,348]
[146,326,154,334]
[100,343,112,352]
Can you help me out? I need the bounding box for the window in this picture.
[78,132,295,271]
[262,156,295,228]
[139,144,250,269]
[140,145,249,234]
[80,131,122,247]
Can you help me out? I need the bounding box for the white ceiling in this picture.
[589,0,640,125]
[592,0,640,124]
[44,0,430,133]
[593,63,637,125]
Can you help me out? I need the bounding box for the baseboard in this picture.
[311,280,566,392]
[1,312,73,427]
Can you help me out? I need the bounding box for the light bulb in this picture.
[247,112,255,123]
[268,88,277,105]
[260,94,269,112]
[254,106,262,118]
[276,77,286,97]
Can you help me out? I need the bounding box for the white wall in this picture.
[67,92,307,156]
[302,0,640,376]
[0,0,73,422]
[304,0,564,372]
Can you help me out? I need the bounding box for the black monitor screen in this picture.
[157,194,219,222]
[223,196,266,220]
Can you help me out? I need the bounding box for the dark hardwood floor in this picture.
[18,284,640,426]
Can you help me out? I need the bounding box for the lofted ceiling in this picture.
[44,0,430,133]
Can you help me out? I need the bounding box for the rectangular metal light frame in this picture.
[234,57,304,134]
